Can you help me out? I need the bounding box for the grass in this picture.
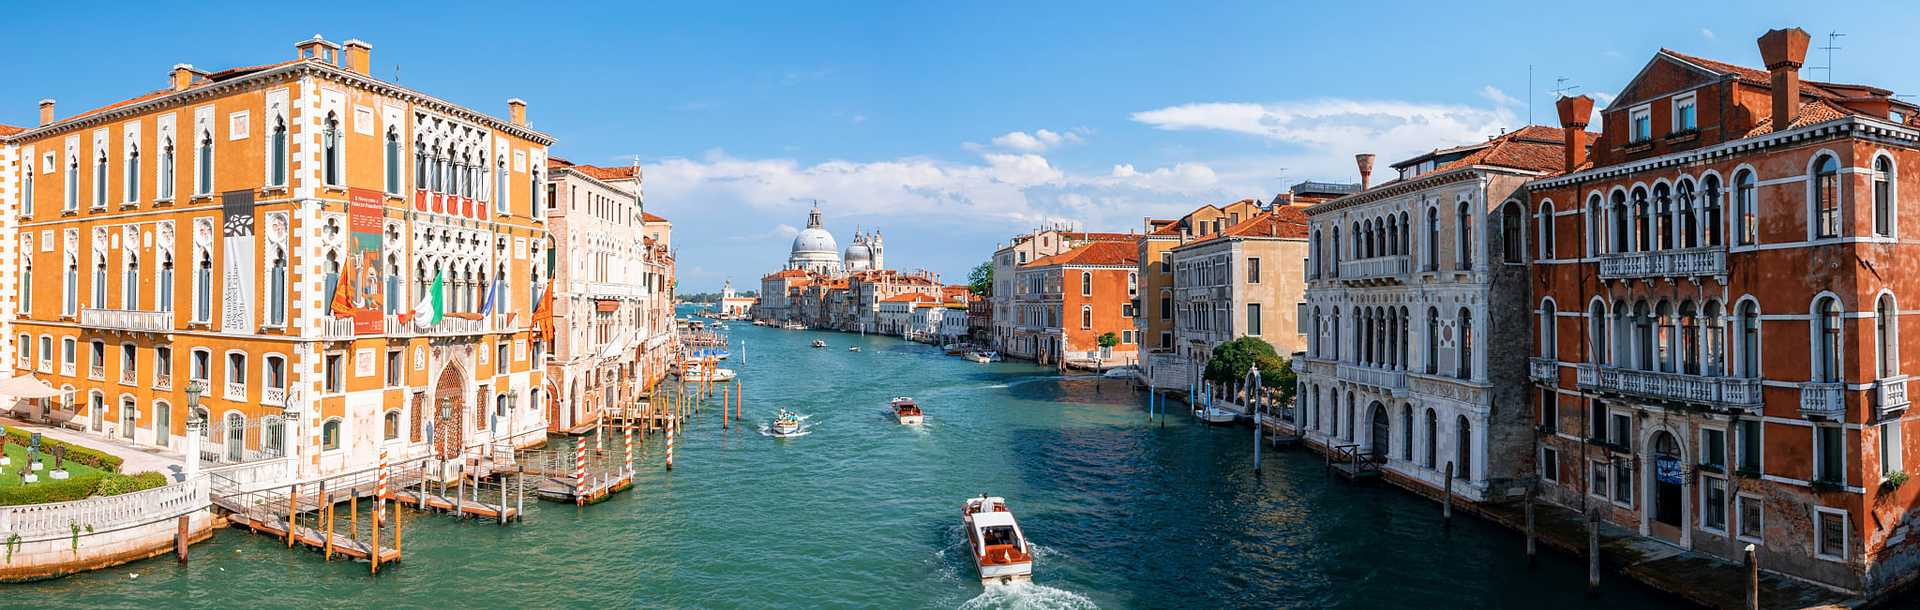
[0,442,110,487]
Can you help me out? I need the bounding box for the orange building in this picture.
[3,36,553,479]
[1012,240,1140,368]
[1528,28,1920,594]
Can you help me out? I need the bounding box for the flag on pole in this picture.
[329,258,357,318]
[479,280,498,315]
[531,280,554,337]
[401,270,445,327]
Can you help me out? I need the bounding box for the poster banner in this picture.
[220,190,256,333]
[348,188,386,334]
[1655,455,1684,484]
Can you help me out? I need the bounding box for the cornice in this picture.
[1529,116,1919,190]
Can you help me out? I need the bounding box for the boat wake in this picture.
[959,582,1098,610]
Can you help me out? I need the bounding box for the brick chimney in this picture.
[507,98,527,126]
[1758,28,1811,132]
[38,99,55,126]
[1556,95,1595,170]
[1355,153,1376,190]
[342,39,372,75]
[170,64,196,92]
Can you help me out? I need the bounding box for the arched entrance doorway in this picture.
[1369,402,1390,462]
[1649,430,1686,543]
[433,364,469,459]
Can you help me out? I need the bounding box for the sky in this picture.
[3,1,1910,291]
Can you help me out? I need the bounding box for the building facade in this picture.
[1298,126,1576,504]
[1011,241,1140,368]
[1166,204,1313,372]
[990,229,1134,360]
[1528,28,1920,594]
[5,36,552,480]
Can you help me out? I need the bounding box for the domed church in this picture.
[785,204,884,276]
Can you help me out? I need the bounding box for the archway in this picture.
[1369,402,1390,463]
[433,363,469,459]
[1649,430,1686,543]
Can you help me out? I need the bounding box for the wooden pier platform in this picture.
[228,510,401,564]
[532,474,633,505]
[389,489,521,521]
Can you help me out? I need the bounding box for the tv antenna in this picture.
[1812,31,1845,81]
[1551,77,1580,99]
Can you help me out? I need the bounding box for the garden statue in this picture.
[48,444,68,480]
[22,444,38,484]
[28,433,43,471]
[0,429,9,467]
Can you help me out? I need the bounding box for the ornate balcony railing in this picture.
[119,368,135,385]
[225,381,247,402]
[322,317,356,340]
[1597,247,1727,280]
[1338,255,1409,282]
[1581,365,1762,411]
[155,372,172,391]
[80,308,173,332]
[1336,363,1407,392]
[1529,357,1558,382]
[262,386,287,408]
[88,365,104,380]
[1800,382,1845,420]
[1878,376,1910,418]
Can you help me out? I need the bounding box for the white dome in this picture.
[791,228,838,257]
[844,243,871,262]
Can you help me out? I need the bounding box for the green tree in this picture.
[1203,336,1297,403]
[1097,332,1119,350]
[968,262,993,297]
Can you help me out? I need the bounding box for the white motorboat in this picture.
[684,366,736,383]
[962,495,1033,585]
[770,410,804,437]
[1102,365,1139,379]
[848,346,861,352]
[811,340,828,348]
[891,397,923,425]
[1195,405,1237,426]
[966,351,1000,364]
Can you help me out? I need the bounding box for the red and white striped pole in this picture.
[623,418,634,475]
[665,409,676,471]
[376,450,389,508]
[573,438,588,505]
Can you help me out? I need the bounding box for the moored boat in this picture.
[943,343,973,356]
[891,397,923,425]
[962,495,1033,585]
[848,346,861,352]
[966,350,1000,364]
[1195,405,1237,426]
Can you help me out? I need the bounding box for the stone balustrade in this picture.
[1799,382,1845,420]
[79,308,173,333]
[1597,247,1726,280]
[1338,255,1409,282]
[0,476,206,537]
[1529,357,1557,382]
[1878,376,1910,418]
[1336,363,1407,392]
[1582,365,1762,411]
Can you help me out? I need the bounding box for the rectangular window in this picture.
[386,350,402,386]
[1539,388,1558,432]
[1540,447,1559,483]
[1701,428,1727,470]
[190,350,210,381]
[1737,419,1762,474]
[1589,399,1606,439]
[1816,425,1845,484]
[1672,93,1697,132]
[1247,257,1261,284]
[1630,105,1652,142]
[1608,412,1631,451]
[155,346,171,384]
[1883,422,1904,478]
[1590,459,1609,499]
[325,353,344,393]
[1737,495,1764,542]
[1702,476,1728,531]
[1613,460,1633,505]
[496,343,510,371]
[1816,509,1848,560]
[1246,303,1261,336]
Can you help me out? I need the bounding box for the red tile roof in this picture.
[1180,206,1311,246]
[35,60,298,132]
[643,211,668,223]
[0,124,24,136]
[1023,241,1138,268]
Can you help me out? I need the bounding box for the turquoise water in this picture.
[15,318,1695,609]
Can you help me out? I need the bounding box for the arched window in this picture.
[1737,299,1761,378]
[270,116,288,187]
[193,249,212,322]
[1425,307,1439,374]
[90,255,106,308]
[1676,179,1698,248]
[1500,201,1523,262]
[1734,170,1757,245]
[1653,183,1673,250]
[1633,300,1654,371]
[1585,194,1602,256]
[1400,405,1413,461]
[322,418,342,451]
[64,155,78,211]
[125,144,140,203]
[1679,301,1700,375]
[1655,300,1676,373]
[122,253,139,310]
[93,150,107,207]
[384,410,401,440]
[1814,155,1841,238]
[322,113,342,186]
[1080,305,1092,330]
[1610,190,1629,253]
[1330,308,1341,361]
[264,355,286,390]
[19,259,30,314]
[62,255,78,315]
[1703,174,1723,246]
[1537,201,1556,259]
[1310,230,1322,278]
[1816,296,1842,383]
[1874,156,1894,237]
[1455,202,1473,269]
[1703,300,1726,376]
[1399,211,1411,256]
[1425,207,1438,270]
[1878,294,1899,379]
[1457,307,1473,379]
[1632,187,1650,252]
[1080,271,1092,296]
[1423,408,1438,468]
[1589,300,1609,365]
[268,248,288,326]
[158,253,174,312]
[1540,301,1557,358]
[159,137,175,200]
[1456,416,1473,481]
[196,130,213,195]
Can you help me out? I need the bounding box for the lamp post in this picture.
[183,380,205,478]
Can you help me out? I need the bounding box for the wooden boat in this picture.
[943,343,973,356]
[891,397,923,425]
[770,410,804,437]
[963,495,1033,585]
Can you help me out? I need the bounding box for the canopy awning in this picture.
[0,374,62,399]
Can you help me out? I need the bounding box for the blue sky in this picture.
[3,2,1906,291]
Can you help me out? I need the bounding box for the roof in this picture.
[1394,125,1579,175]
[1652,49,1916,134]
[1659,49,1856,100]
[0,124,24,137]
[1178,206,1311,247]
[643,211,668,223]
[1022,240,1138,268]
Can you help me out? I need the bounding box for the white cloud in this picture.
[987,128,1083,152]
[1480,85,1522,108]
[1700,28,1715,41]
[1130,97,1519,174]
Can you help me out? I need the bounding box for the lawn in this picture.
[0,441,109,487]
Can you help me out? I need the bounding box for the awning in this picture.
[0,374,62,399]
[596,300,621,313]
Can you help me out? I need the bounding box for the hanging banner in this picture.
[348,188,387,334]
[220,190,257,333]
[1655,455,1684,484]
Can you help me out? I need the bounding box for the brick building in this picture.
[1011,240,1140,368]
[990,229,1134,360]
[1527,27,1920,594]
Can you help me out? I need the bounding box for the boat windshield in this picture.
[981,525,1020,547]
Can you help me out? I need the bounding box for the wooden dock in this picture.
[532,473,633,505]
[1258,417,1302,449]
[1327,444,1382,481]
[389,489,521,521]
[228,510,401,564]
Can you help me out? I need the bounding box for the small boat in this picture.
[943,343,973,356]
[848,346,861,352]
[1102,365,1139,380]
[1195,405,1237,426]
[685,367,736,383]
[966,351,1000,364]
[782,322,806,330]
[811,340,828,348]
[770,409,804,437]
[891,397,923,425]
[963,495,1033,585]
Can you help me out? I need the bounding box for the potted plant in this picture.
[1882,470,1909,491]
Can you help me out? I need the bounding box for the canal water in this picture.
[18,315,1695,609]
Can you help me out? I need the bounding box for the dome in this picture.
[844,242,871,263]
[791,227,838,256]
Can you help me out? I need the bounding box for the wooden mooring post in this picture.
[322,481,335,561]
[350,494,359,547]
[287,483,299,548]
[1441,462,1454,527]
[1524,487,1537,565]
[1587,510,1601,596]
[1745,544,1759,610]
[175,514,190,563]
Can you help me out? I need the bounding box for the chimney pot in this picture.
[1555,95,1595,170]
[1758,28,1811,132]
[507,98,527,127]
[342,39,372,76]
[170,64,196,92]
[38,99,55,126]
[1355,153,1376,190]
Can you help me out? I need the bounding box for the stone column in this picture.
[184,417,202,479]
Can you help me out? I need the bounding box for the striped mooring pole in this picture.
[376,450,389,507]
[665,410,676,471]
[623,419,634,475]
[573,438,588,505]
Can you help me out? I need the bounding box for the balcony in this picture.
[421,316,488,337]
[322,317,356,340]
[1290,352,1306,375]
[80,308,172,333]
[88,365,104,380]
[1799,382,1845,420]
[60,362,75,377]
[1581,365,1762,412]
[262,386,287,408]
[1338,255,1409,283]
[1597,247,1726,280]
[1878,376,1910,418]
[224,381,247,402]
[1336,363,1407,394]
[1529,357,1558,382]
[119,368,135,385]
[154,372,171,391]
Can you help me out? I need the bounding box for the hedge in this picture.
[0,471,169,506]
[1,429,123,473]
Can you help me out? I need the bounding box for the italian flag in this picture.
[403,270,445,327]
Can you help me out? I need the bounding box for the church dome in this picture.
[791,227,838,257]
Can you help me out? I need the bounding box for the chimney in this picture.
[342,39,372,75]
[1556,95,1595,170]
[1355,153,1376,190]
[170,64,196,92]
[38,99,54,126]
[295,34,340,64]
[1758,28,1811,131]
[507,98,527,127]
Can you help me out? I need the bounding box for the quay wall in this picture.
[0,476,213,582]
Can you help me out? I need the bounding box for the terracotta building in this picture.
[990,228,1134,361]
[1011,240,1140,368]
[1527,27,1920,594]
[4,36,553,480]
[1167,203,1314,372]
